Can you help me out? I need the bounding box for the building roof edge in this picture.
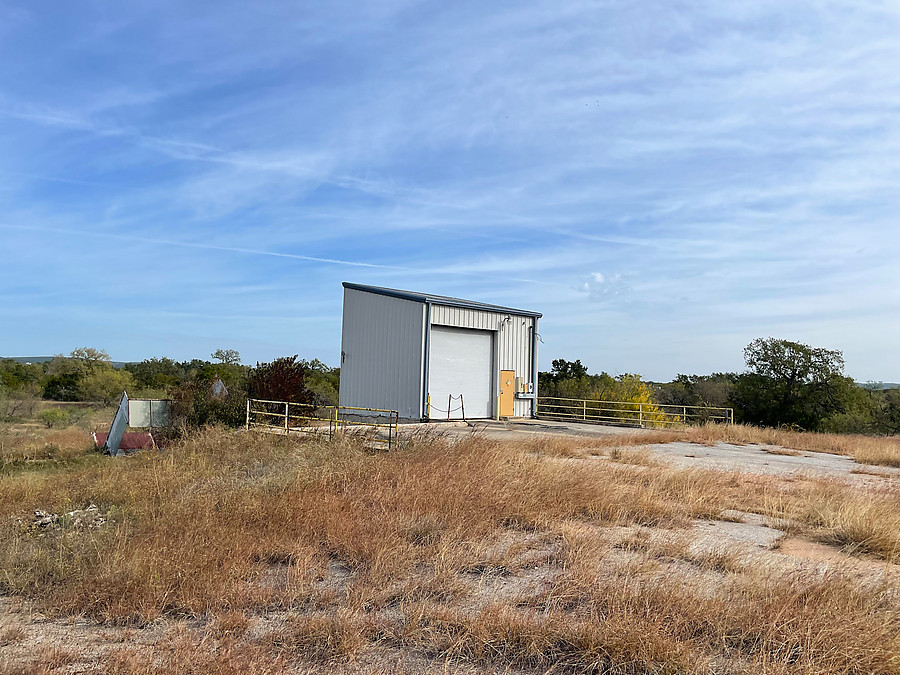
[342,282,542,318]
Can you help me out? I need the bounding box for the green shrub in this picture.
[38,408,70,428]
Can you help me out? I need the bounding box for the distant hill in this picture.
[857,382,900,391]
[3,356,130,368]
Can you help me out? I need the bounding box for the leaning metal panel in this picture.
[107,392,130,457]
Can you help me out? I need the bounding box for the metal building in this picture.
[339,282,542,420]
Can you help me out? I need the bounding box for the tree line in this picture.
[0,348,340,429]
[542,338,900,435]
[5,337,897,435]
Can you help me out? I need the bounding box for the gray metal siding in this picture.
[431,305,536,417]
[339,288,425,419]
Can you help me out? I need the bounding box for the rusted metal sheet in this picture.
[93,431,156,451]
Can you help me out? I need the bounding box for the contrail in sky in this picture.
[0,223,553,285]
[0,223,412,269]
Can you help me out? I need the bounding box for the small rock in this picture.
[17,504,108,535]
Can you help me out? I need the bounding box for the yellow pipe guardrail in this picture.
[246,399,400,448]
[536,396,733,428]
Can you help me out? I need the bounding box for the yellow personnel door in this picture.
[499,370,516,417]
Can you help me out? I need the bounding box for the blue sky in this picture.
[1,1,899,381]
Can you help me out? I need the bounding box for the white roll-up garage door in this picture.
[429,326,493,419]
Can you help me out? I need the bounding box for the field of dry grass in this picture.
[678,423,900,467]
[1,427,899,674]
[0,405,112,471]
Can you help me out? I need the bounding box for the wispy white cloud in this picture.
[1,0,899,378]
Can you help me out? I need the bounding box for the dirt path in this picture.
[439,419,900,484]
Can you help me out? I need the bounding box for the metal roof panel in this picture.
[342,282,542,318]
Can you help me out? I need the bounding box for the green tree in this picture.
[539,359,594,398]
[42,372,82,401]
[0,359,43,391]
[654,373,738,409]
[303,359,340,406]
[731,338,855,429]
[79,368,136,405]
[69,347,111,373]
[43,348,113,401]
[125,357,186,389]
[211,349,241,365]
[549,359,588,381]
[869,387,900,435]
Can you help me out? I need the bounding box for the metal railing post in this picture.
[328,406,333,440]
[535,396,734,429]
[243,399,399,447]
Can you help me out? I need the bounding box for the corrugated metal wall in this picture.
[431,306,536,417]
[339,288,425,419]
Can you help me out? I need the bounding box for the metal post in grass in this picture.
[246,399,250,430]
[284,402,289,432]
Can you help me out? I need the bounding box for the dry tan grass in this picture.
[516,430,685,457]
[0,423,95,467]
[679,423,900,467]
[764,481,900,558]
[1,428,899,673]
[607,446,663,466]
[0,645,79,675]
[0,624,26,646]
[106,625,289,675]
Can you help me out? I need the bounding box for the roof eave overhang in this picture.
[342,282,542,318]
